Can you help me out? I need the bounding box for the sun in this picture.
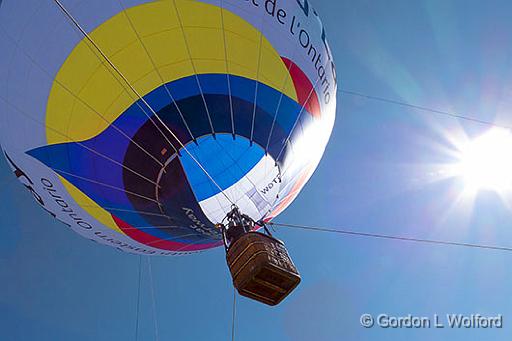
[454,128,512,193]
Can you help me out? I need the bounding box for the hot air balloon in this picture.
[0,0,336,265]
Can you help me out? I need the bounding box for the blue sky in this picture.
[2,0,512,340]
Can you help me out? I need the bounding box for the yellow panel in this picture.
[185,27,226,65]
[282,78,298,99]
[194,59,228,75]
[109,40,157,84]
[223,7,261,44]
[55,42,103,95]
[158,60,195,82]
[59,176,125,234]
[259,41,294,93]
[77,66,127,117]
[225,31,259,77]
[142,30,189,68]
[175,0,221,28]
[132,69,166,98]
[125,1,179,36]
[102,91,136,130]
[46,84,77,143]
[228,62,255,80]
[92,12,138,56]
[65,98,109,142]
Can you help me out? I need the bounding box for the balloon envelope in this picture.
[0,0,336,255]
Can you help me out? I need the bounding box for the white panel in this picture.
[199,154,280,223]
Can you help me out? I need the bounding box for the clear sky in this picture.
[2,0,512,340]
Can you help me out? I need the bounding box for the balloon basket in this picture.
[226,232,301,306]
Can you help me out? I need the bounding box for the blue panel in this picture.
[180,134,265,201]
[26,74,307,244]
[27,143,131,209]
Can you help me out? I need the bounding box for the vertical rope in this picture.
[134,256,142,341]
[231,289,237,341]
[147,257,160,341]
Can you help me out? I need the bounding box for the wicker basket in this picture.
[226,232,301,306]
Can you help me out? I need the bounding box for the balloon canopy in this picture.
[0,0,336,255]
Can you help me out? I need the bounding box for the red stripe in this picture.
[282,57,321,118]
[112,215,222,252]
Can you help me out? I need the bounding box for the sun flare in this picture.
[454,128,512,193]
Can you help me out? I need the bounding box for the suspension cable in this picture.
[340,89,512,130]
[269,222,512,253]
